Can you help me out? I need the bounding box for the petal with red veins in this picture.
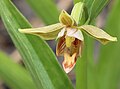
[56,36,66,56]
[62,39,82,73]
[72,39,83,57]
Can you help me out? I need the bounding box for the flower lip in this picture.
[62,52,77,73]
[57,36,83,73]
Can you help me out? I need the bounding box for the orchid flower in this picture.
[19,2,117,73]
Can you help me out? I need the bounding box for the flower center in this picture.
[65,36,75,47]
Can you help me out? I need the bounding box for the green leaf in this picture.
[0,51,37,89]
[74,0,110,23]
[89,0,110,22]
[97,0,120,89]
[26,0,59,24]
[0,0,74,89]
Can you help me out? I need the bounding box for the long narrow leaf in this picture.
[98,0,120,89]
[0,0,74,89]
[0,51,37,89]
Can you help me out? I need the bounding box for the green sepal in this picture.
[59,10,75,26]
[19,23,64,40]
[78,25,117,44]
[71,2,88,26]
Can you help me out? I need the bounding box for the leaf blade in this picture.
[97,0,120,89]
[0,51,37,89]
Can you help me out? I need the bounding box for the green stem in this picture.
[76,35,89,89]
[76,53,87,89]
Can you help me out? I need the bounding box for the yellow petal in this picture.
[19,23,64,40]
[59,10,75,26]
[79,25,117,44]
[62,52,77,73]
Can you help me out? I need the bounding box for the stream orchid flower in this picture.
[19,10,117,73]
